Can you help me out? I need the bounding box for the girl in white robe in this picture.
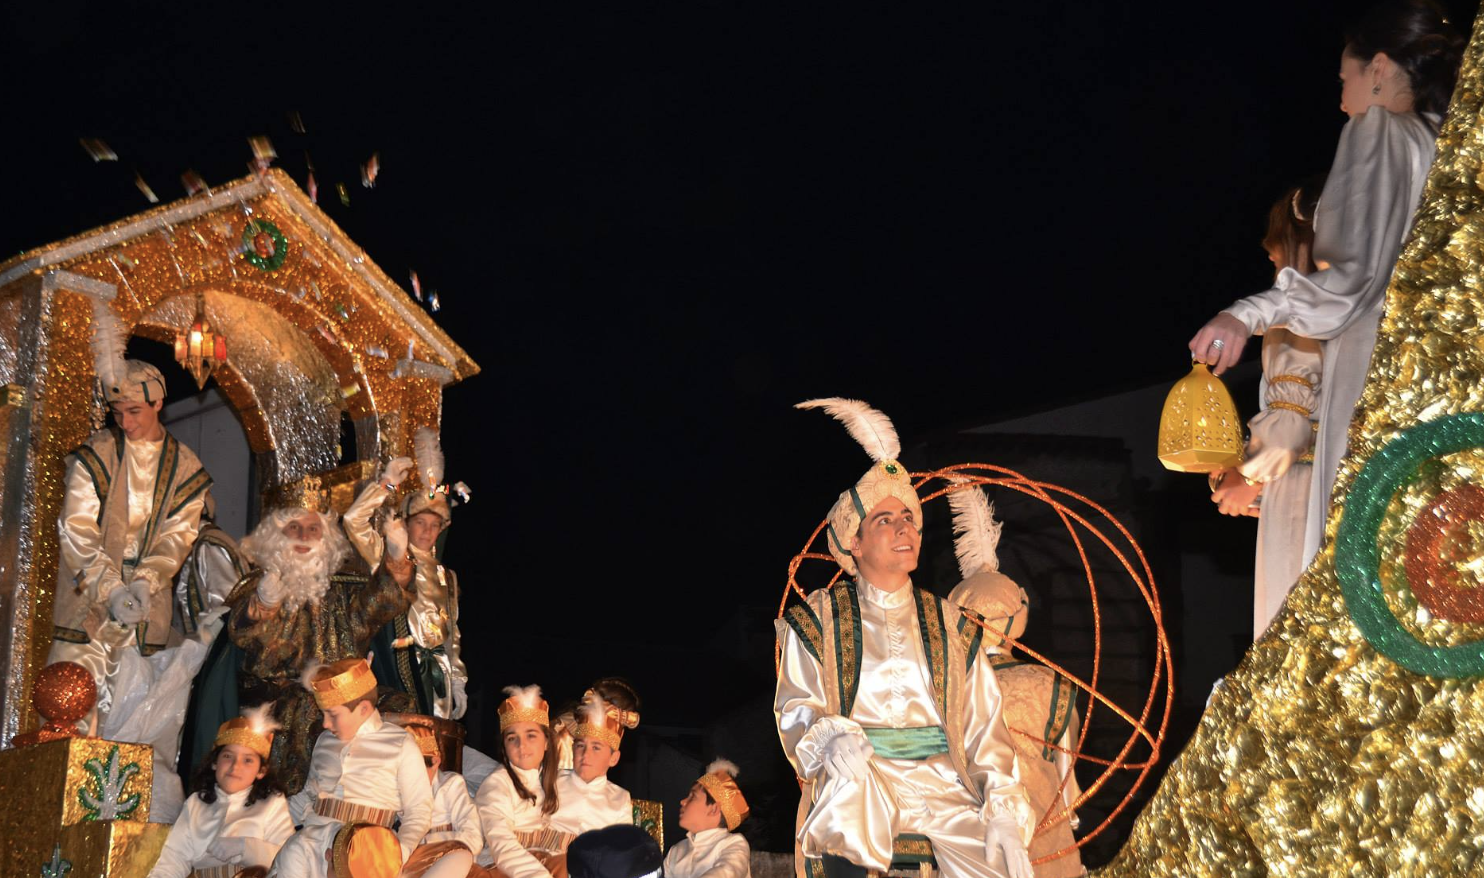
[476,685,567,878]
[149,711,294,878]
[1210,182,1326,638]
[1190,3,1464,572]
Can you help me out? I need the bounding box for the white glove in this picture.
[384,517,409,561]
[381,456,415,488]
[450,676,468,719]
[822,729,874,782]
[255,570,287,609]
[984,813,1032,878]
[108,587,147,625]
[207,837,247,864]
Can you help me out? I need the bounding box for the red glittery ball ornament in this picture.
[33,661,96,728]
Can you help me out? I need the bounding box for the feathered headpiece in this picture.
[945,483,1028,651]
[89,299,165,404]
[796,398,922,576]
[402,427,459,523]
[499,684,551,731]
[574,693,639,751]
[697,758,749,830]
[302,658,378,709]
[214,703,281,760]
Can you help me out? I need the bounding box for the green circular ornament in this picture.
[241,220,288,271]
[1336,411,1484,677]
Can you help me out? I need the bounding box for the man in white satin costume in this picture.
[49,356,210,728]
[775,399,1034,878]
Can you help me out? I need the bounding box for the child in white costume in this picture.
[149,707,294,878]
[549,695,635,837]
[476,685,566,877]
[664,759,751,878]
[269,658,433,877]
[402,723,485,878]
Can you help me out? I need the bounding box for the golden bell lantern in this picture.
[173,293,228,390]
[1157,362,1244,473]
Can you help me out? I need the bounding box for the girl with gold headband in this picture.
[148,706,294,878]
[665,759,752,878]
[475,685,568,878]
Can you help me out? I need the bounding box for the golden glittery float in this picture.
[1095,6,1484,877]
[0,167,479,751]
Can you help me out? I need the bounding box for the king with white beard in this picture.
[226,504,417,794]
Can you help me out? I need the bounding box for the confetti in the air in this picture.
[80,138,118,161]
[366,344,389,359]
[181,169,207,196]
[409,270,423,301]
[248,135,277,170]
[307,171,319,204]
[429,291,441,313]
[453,481,472,504]
[288,111,306,135]
[134,171,159,203]
[340,383,360,399]
[360,152,380,188]
[337,183,350,206]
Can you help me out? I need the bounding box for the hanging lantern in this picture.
[1157,362,1244,473]
[174,293,228,390]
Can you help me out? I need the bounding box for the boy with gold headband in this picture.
[775,400,1034,878]
[270,658,433,877]
[665,759,752,878]
[401,723,487,878]
[548,695,636,838]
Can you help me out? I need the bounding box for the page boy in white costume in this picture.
[270,658,433,877]
[549,696,635,838]
[402,723,485,878]
[775,399,1034,878]
[477,685,566,878]
[664,759,752,878]
[345,427,469,719]
[149,706,294,878]
[51,301,210,727]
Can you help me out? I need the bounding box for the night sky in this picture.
[3,0,1479,853]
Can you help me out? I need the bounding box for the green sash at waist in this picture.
[863,726,950,760]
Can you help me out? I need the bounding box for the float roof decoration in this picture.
[0,167,478,386]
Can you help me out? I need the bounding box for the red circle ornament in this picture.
[1404,484,1484,623]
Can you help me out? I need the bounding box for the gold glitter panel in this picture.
[633,799,664,849]
[1096,6,1484,876]
[0,737,156,875]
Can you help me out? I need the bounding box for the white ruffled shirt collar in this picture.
[857,576,913,609]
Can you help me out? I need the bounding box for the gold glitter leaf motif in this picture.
[1096,5,1484,876]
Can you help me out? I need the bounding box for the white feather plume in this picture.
[300,660,326,693]
[706,757,740,778]
[503,684,543,707]
[796,398,901,462]
[241,702,283,736]
[90,298,129,393]
[948,480,1002,581]
[578,694,610,726]
[413,427,444,492]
